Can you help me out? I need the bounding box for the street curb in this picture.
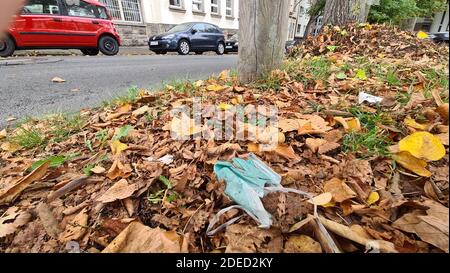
[0,58,63,66]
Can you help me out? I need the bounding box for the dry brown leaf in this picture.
[106,158,132,180]
[275,144,301,161]
[132,105,150,117]
[225,224,283,253]
[318,142,340,154]
[284,235,322,253]
[324,178,357,203]
[91,166,106,174]
[0,161,49,204]
[0,207,31,238]
[436,103,449,124]
[0,142,21,153]
[305,138,327,153]
[102,221,183,253]
[97,179,136,203]
[307,192,333,206]
[59,208,89,243]
[52,77,66,83]
[393,207,449,253]
[106,104,132,120]
[36,202,61,238]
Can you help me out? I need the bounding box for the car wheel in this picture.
[216,43,225,55]
[99,36,119,56]
[195,52,203,55]
[178,40,190,55]
[0,36,15,58]
[81,49,99,56]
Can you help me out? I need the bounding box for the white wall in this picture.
[295,0,311,38]
[141,0,239,30]
[430,2,449,33]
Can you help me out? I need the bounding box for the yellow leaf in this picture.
[206,84,225,92]
[392,151,432,177]
[217,103,233,111]
[0,142,20,153]
[404,118,429,131]
[307,192,333,206]
[417,31,429,39]
[0,129,6,140]
[219,70,229,81]
[356,69,367,80]
[247,142,261,152]
[111,140,128,155]
[367,192,380,206]
[322,201,336,208]
[334,117,361,132]
[231,95,244,105]
[399,132,446,161]
[165,85,175,91]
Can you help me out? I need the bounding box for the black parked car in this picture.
[429,32,449,43]
[285,39,302,54]
[148,22,226,55]
[225,34,238,53]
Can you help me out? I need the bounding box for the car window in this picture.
[192,24,206,33]
[22,0,60,15]
[167,23,193,33]
[63,0,97,18]
[97,6,109,19]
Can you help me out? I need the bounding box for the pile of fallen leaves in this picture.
[290,23,448,62]
[0,24,448,253]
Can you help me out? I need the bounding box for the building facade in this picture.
[99,0,239,46]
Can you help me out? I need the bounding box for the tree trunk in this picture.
[321,0,369,27]
[304,15,318,36]
[238,0,290,84]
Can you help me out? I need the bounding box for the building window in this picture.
[296,23,302,35]
[211,0,220,15]
[99,0,142,22]
[169,0,183,8]
[192,0,204,13]
[225,0,233,17]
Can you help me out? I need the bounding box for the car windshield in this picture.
[230,34,238,41]
[167,23,193,34]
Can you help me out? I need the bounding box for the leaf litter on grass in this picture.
[0,24,448,253]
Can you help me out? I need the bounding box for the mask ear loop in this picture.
[206,205,265,236]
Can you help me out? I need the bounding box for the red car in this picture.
[0,0,121,57]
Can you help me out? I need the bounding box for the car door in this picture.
[14,0,75,47]
[190,23,208,50]
[204,24,221,49]
[61,0,101,46]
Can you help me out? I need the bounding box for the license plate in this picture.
[150,41,158,46]
[226,46,233,49]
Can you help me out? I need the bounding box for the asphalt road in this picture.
[0,54,238,128]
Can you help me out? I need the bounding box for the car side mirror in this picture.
[191,29,198,34]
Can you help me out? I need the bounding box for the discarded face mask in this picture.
[207,153,336,249]
[358,92,383,104]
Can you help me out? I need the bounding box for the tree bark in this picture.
[238,0,290,84]
[321,0,369,27]
[304,14,318,36]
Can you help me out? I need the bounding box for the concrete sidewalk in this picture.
[11,46,152,57]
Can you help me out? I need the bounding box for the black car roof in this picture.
[183,22,220,28]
